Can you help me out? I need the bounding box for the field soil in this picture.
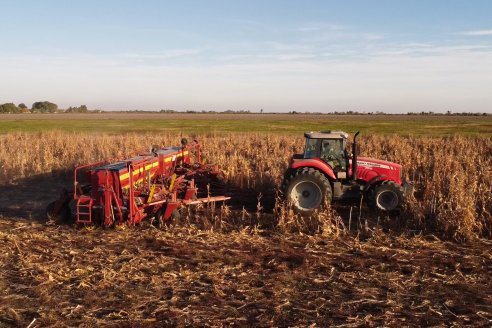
[1,173,491,327]
[1,215,491,327]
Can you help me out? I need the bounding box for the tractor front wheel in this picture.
[372,182,404,211]
[283,168,332,215]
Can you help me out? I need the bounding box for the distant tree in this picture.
[18,103,27,110]
[65,105,88,113]
[0,103,19,113]
[32,101,58,113]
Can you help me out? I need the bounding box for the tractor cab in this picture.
[303,131,349,176]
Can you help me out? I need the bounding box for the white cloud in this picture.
[118,49,201,61]
[461,29,492,36]
[374,43,492,57]
[362,34,385,41]
[294,23,345,33]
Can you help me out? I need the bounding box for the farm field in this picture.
[1,113,491,135]
[1,218,491,327]
[0,115,491,326]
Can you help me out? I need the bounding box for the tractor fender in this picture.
[291,159,337,181]
[363,174,388,197]
[363,175,388,192]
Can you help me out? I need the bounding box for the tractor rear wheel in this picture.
[372,182,404,211]
[283,168,332,215]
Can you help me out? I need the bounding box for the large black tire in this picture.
[371,181,404,211]
[46,201,71,223]
[283,168,332,215]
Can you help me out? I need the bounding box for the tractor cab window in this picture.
[303,138,319,159]
[320,139,345,170]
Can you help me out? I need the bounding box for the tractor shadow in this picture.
[331,199,409,235]
[221,183,277,213]
[0,171,274,223]
[0,170,73,221]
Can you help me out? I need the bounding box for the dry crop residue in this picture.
[1,131,491,326]
[1,218,491,326]
[1,131,491,239]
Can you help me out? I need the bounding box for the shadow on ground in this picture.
[0,171,273,222]
[0,170,73,221]
[0,171,407,236]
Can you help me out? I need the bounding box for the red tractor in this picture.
[282,131,412,214]
[46,138,229,227]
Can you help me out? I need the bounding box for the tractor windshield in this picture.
[303,138,319,159]
[320,139,345,170]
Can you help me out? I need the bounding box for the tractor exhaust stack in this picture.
[352,131,360,181]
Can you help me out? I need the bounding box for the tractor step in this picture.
[76,196,93,224]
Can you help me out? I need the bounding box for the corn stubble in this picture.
[0,131,491,326]
[1,131,490,239]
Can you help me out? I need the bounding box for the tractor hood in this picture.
[350,157,402,184]
[356,157,402,171]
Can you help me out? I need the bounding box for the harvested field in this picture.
[1,218,491,327]
[0,128,491,326]
[1,131,490,239]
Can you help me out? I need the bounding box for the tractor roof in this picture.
[304,131,349,139]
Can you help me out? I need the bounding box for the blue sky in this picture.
[1,0,491,112]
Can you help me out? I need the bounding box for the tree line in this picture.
[0,102,489,116]
[0,101,92,113]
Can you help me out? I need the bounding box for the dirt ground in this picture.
[1,176,491,327]
[1,217,491,327]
